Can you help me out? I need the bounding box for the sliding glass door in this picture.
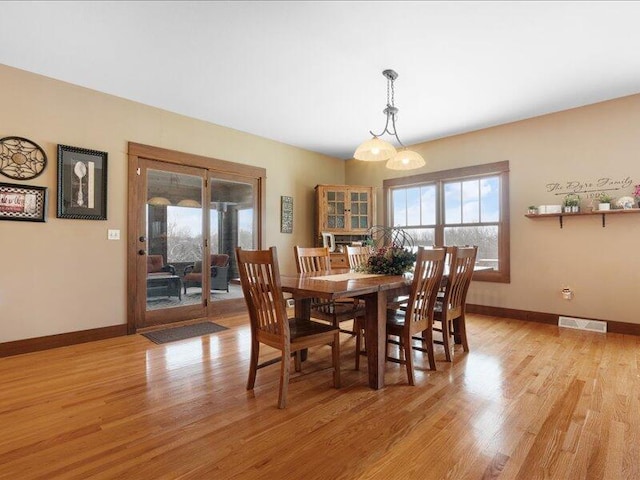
[137,160,207,328]
[128,144,264,332]
[207,175,257,306]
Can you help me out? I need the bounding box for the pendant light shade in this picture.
[176,199,201,208]
[353,69,426,171]
[148,196,171,206]
[386,150,426,170]
[353,137,397,162]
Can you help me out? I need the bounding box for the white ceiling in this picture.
[2,1,640,160]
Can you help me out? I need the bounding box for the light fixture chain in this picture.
[390,76,395,108]
[387,76,391,107]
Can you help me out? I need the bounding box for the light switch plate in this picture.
[107,229,120,240]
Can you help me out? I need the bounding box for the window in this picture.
[166,205,203,262]
[384,161,510,283]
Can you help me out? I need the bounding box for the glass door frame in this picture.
[127,143,266,334]
[137,159,208,329]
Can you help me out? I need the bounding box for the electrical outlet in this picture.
[107,229,120,240]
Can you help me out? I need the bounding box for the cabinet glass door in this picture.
[350,191,370,230]
[326,190,346,229]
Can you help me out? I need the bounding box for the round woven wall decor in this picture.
[0,136,48,180]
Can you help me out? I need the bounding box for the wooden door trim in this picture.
[128,143,266,179]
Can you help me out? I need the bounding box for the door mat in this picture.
[142,322,228,344]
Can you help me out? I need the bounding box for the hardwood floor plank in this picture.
[1,314,640,479]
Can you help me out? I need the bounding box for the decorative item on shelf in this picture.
[596,192,612,211]
[562,193,580,213]
[615,196,635,210]
[353,69,426,171]
[527,205,538,215]
[633,184,640,208]
[321,232,336,252]
[537,205,562,214]
[356,244,417,275]
[0,136,47,180]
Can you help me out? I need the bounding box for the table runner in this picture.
[311,272,383,282]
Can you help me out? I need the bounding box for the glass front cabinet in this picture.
[315,184,376,238]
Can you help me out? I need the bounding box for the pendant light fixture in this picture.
[353,69,426,170]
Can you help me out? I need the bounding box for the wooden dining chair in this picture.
[294,245,365,335]
[384,247,446,384]
[345,245,371,270]
[236,246,341,409]
[294,246,332,272]
[432,245,478,362]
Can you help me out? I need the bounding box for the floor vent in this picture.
[558,316,607,333]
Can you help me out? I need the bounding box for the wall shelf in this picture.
[525,208,640,228]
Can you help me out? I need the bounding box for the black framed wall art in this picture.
[57,144,108,220]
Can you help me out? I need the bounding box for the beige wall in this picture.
[0,65,345,343]
[2,63,639,344]
[346,95,640,325]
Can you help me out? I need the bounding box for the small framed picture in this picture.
[57,144,108,220]
[0,182,47,222]
[281,195,293,233]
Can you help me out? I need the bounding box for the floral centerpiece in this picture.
[357,245,417,275]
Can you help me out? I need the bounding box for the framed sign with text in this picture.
[0,182,47,222]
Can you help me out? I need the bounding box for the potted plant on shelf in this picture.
[563,194,580,213]
[597,192,612,211]
[527,205,538,215]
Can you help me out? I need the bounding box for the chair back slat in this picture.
[442,246,477,316]
[405,247,446,331]
[294,246,331,273]
[236,247,289,341]
[345,245,371,269]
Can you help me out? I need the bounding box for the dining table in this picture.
[280,270,411,390]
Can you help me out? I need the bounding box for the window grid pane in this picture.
[444,226,498,271]
[444,182,462,224]
[480,176,500,222]
[462,179,480,224]
[392,189,407,227]
[406,187,421,226]
[420,185,436,226]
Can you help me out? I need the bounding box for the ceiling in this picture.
[2,1,640,160]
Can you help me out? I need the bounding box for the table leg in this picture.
[294,297,311,362]
[364,290,387,389]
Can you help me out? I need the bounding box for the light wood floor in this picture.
[1,313,639,479]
